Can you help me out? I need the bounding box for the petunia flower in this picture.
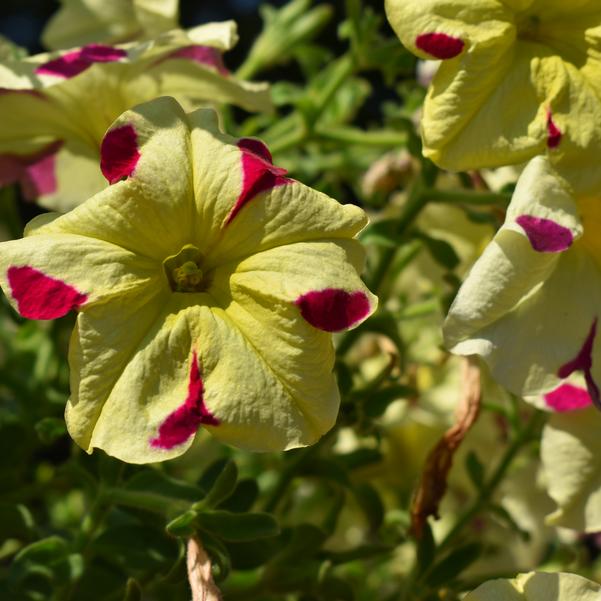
[541,407,601,531]
[384,0,601,190]
[444,156,601,413]
[0,96,377,464]
[42,0,178,50]
[0,21,272,212]
[465,572,601,601]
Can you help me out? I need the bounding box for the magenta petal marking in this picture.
[558,319,600,409]
[224,138,291,225]
[35,44,126,78]
[150,351,219,450]
[544,383,592,412]
[7,266,87,319]
[167,45,229,75]
[546,110,562,149]
[79,44,127,62]
[516,214,573,253]
[238,138,273,162]
[296,289,371,332]
[415,33,464,59]
[0,141,63,200]
[100,125,140,184]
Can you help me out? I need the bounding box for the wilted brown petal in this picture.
[410,356,481,538]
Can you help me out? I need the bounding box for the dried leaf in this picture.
[410,356,481,537]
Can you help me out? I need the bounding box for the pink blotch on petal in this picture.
[516,214,573,253]
[168,45,229,75]
[150,351,219,450]
[415,33,464,59]
[224,138,291,225]
[100,125,140,184]
[558,319,600,409]
[546,110,562,149]
[544,383,592,412]
[8,266,87,319]
[79,44,127,62]
[296,289,371,332]
[35,44,126,78]
[0,141,63,200]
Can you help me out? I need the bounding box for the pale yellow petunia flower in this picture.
[0,22,272,212]
[0,97,377,464]
[385,0,601,192]
[465,572,601,600]
[43,0,179,50]
[444,156,601,413]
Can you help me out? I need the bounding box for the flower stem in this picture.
[437,409,545,553]
[314,126,408,147]
[425,188,510,206]
[367,179,428,293]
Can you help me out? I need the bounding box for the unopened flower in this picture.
[385,0,601,189]
[43,0,179,50]
[444,156,601,413]
[0,97,377,463]
[0,22,272,211]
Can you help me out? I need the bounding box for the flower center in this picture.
[517,14,542,43]
[163,245,207,293]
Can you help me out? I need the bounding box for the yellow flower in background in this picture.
[465,572,601,600]
[444,156,601,413]
[43,0,179,50]
[0,21,272,212]
[0,97,377,463]
[384,0,601,191]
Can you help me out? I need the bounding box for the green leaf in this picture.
[335,448,383,470]
[427,543,482,587]
[319,77,371,127]
[93,525,179,573]
[319,575,354,601]
[195,511,280,542]
[359,219,403,247]
[353,483,384,531]
[196,531,231,582]
[219,479,260,513]
[416,232,460,270]
[416,522,435,574]
[0,503,35,540]
[124,468,203,508]
[225,536,284,570]
[465,451,485,491]
[363,385,416,418]
[271,524,327,563]
[10,537,83,592]
[14,536,68,564]
[34,417,66,445]
[197,460,238,510]
[238,0,332,79]
[299,458,350,487]
[324,544,393,565]
[165,510,197,538]
[488,505,531,542]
